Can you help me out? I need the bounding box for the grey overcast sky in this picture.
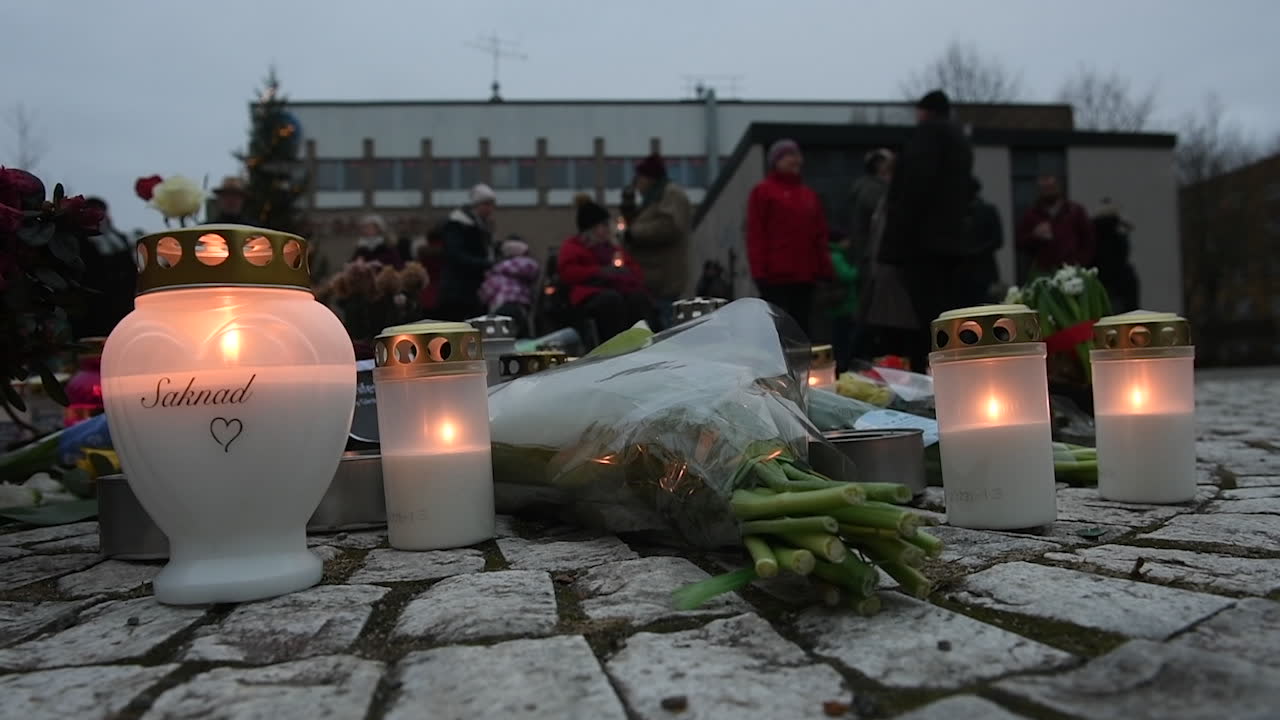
[5,0,1277,233]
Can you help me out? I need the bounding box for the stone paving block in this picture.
[28,533,100,553]
[927,527,1059,569]
[306,530,385,550]
[347,548,484,583]
[184,584,387,664]
[0,598,100,649]
[0,545,29,560]
[574,556,750,626]
[387,635,627,720]
[143,655,383,720]
[608,612,849,720]
[953,562,1234,639]
[993,522,1129,547]
[393,570,557,644]
[1054,488,1186,527]
[0,553,100,591]
[1045,544,1280,596]
[56,560,160,598]
[995,640,1280,720]
[0,664,176,720]
[0,522,99,547]
[1167,598,1280,669]
[1205,496,1280,515]
[0,596,204,670]
[309,545,342,564]
[895,695,1028,720]
[1221,486,1280,500]
[494,514,518,537]
[497,535,638,571]
[1139,513,1280,551]
[794,594,1073,689]
[1232,475,1280,488]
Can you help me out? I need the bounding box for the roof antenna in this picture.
[466,32,527,102]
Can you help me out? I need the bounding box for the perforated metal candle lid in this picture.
[466,314,516,340]
[133,225,311,295]
[810,344,835,367]
[931,304,1043,352]
[374,320,484,369]
[1093,310,1192,349]
[499,351,569,379]
[672,297,728,323]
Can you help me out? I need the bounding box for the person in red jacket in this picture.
[746,139,834,335]
[557,195,651,341]
[1016,173,1096,274]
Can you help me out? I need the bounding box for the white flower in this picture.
[1052,266,1080,287]
[1003,285,1023,304]
[22,472,63,494]
[150,176,205,219]
[1060,276,1085,295]
[0,484,39,510]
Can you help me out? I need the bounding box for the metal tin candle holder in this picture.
[101,225,356,604]
[1091,311,1196,504]
[808,344,837,389]
[499,351,569,380]
[374,321,494,550]
[929,304,1057,529]
[810,429,926,494]
[672,297,728,325]
[467,314,517,386]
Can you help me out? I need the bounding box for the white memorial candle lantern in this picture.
[373,321,494,550]
[672,297,728,326]
[102,225,356,604]
[808,344,837,390]
[1091,312,1196,504]
[930,305,1057,529]
[466,314,517,386]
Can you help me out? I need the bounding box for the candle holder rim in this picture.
[134,224,311,296]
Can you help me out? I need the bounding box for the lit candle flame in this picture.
[808,375,819,387]
[439,420,457,445]
[220,330,241,363]
[985,396,1003,422]
[1129,387,1147,409]
[612,256,624,268]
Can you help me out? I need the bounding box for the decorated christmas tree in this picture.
[237,68,306,234]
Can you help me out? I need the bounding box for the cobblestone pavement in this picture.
[2,369,1278,719]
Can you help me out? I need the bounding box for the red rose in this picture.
[0,168,46,211]
[135,175,163,202]
[57,195,105,235]
[0,202,21,234]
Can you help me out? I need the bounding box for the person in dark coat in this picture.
[210,176,251,225]
[879,90,975,369]
[960,177,1004,305]
[557,195,650,341]
[350,215,403,268]
[437,184,497,320]
[848,148,893,272]
[1092,198,1140,312]
[1016,174,1095,275]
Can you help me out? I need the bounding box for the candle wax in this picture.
[939,421,1057,529]
[383,449,495,550]
[1097,411,1196,504]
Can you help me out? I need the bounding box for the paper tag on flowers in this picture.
[854,410,939,447]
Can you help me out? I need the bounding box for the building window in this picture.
[685,157,708,188]
[490,158,517,189]
[399,159,422,191]
[517,158,537,189]
[572,158,597,189]
[314,160,344,191]
[432,159,457,190]
[545,158,570,188]
[459,159,483,189]
[372,159,397,191]
[606,158,632,189]
[1010,148,1067,219]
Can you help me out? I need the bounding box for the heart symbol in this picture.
[209,417,244,453]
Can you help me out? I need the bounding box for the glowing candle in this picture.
[930,305,1057,529]
[1091,312,1196,504]
[808,344,837,390]
[466,314,517,386]
[102,225,355,605]
[374,321,494,550]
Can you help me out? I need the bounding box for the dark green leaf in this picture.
[48,231,79,265]
[31,266,67,290]
[17,221,55,247]
[1,383,27,413]
[38,364,69,406]
[0,499,98,526]
[87,452,116,478]
[58,467,93,497]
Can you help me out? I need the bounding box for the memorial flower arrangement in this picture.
[1004,265,1111,382]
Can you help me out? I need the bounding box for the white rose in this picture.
[150,176,206,219]
[0,484,39,509]
[1003,286,1023,304]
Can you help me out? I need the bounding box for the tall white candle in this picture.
[383,449,495,549]
[936,420,1057,528]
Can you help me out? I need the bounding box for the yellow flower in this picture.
[75,449,121,480]
[150,176,205,219]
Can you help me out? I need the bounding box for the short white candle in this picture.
[383,449,495,549]
[808,363,837,390]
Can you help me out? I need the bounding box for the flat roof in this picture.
[287,98,1073,111]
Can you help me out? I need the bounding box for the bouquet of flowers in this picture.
[1004,265,1111,382]
[488,299,942,613]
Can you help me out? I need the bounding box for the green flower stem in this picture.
[882,562,932,599]
[781,463,845,489]
[778,532,848,563]
[852,593,882,617]
[741,516,839,535]
[848,536,925,568]
[813,556,878,597]
[770,545,816,575]
[753,459,794,491]
[837,525,902,541]
[904,529,944,558]
[731,486,865,520]
[852,482,913,504]
[813,580,843,607]
[671,567,757,610]
[830,503,922,536]
[743,536,778,578]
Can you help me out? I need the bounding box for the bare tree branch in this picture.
[901,41,1026,103]
[1058,67,1157,131]
[5,103,48,171]
[1175,94,1263,185]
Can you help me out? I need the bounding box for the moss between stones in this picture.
[932,595,1128,658]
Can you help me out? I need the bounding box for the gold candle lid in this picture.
[134,224,311,295]
[672,297,728,323]
[466,314,516,340]
[1093,311,1191,349]
[499,351,569,379]
[374,320,484,369]
[810,344,835,367]
[931,304,1043,351]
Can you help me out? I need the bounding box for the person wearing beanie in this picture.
[623,152,693,328]
[557,193,651,343]
[437,184,499,320]
[351,214,404,268]
[745,138,834,336]
[880,88,975,370]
